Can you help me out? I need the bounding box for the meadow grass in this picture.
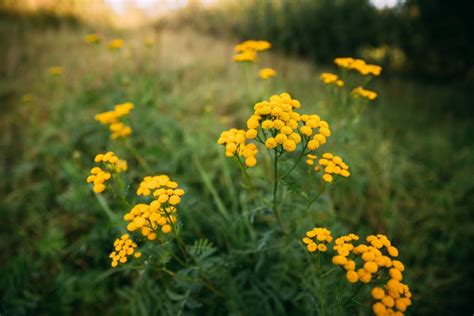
[1,18,473,315]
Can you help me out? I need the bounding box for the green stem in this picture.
[272,151,282,229]
[317,253,326,316]
[234,156,255,191]
[123,139,152,173]
[343,283,364,307]
[280,142,308,179]
[305,184,327,212]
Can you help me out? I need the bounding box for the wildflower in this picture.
[130,175,185,236]
[233,40,271,62]
[302,227,333,252]
[86,151,127,193]
[259,68,277,79]
[84,33,100,44]
[320,73,344,87]
[334,57,382,76]
[95,102,134,139]
[352,87,378,101]
[217,129,258,167]
[331,233,412,315]
[313,153,350,183]
[235,40,271,53]
[48,66,63,76]
[233,49,257,62]
[108,38,124,50]
[109,234,141,267]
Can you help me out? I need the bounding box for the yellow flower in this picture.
[302,227,333,252]
[334,57,382,76]
[233,49,257,62]
[312,153,350,183]
[259,68,277,79]
[109,234,141,267]
[87,152,127,193]
[217,129,259,167]
[95,102,134,139]
[84,33,100,44]
[234,40,271,53]
[352,86,378,101]
[320,72,343,87]
[108,38,124,50]
[48,66,63,76]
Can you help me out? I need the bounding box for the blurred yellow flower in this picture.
[84,33,100,44]
[109,234,141,267]
[352,86,378,101]
[334,57,382,76]
[21,93,33,102]
[259,68,277,79]
[108,38,124,50]
[144,37,155,47]
[235,40,271,53]
[48,66,63,76]
[95,102,134,139]
[233,49,257,62]
[320,72,344,87]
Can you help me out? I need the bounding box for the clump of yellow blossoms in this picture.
[108,38,124,50]
[95,102,134,139]
[218,93,331,167]
[86,151,127,193]
[233,40,271,62]
[304,229,412,315]
[84,33,100,44]
[320,72,344,87]
[122,175,185,238]
[109,234,141,267]
[307,152,350,183]
[217,129,259,167]
[259,68,277,79]
[352,86,378,101]
[334,57,382,76]
[48,66,63,76]
[302,227,333,252]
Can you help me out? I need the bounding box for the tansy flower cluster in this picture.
[95,102,134,139]
[352,86,378,101]
[84,33,100,44]
[233,40,271,62]
[308,152,350,183]
[259,68,277,79]
[86,151,127,193]
[108,38,124,50]
[302,227,333,252]
[48,66,63,76]
[334,57,382,76]
[303,229,412,315]
[218,93,331,167]
[320,72,344,87]
[109,234,141,267]
[333,234,411,315]
[217,129,258,167]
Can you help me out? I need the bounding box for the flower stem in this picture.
[272,151,282,229]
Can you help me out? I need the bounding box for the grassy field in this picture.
[1,16,473,315]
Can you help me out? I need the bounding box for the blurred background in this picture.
[1,0,473,315]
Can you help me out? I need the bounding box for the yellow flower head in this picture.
[334,57,382,76]
[352,87,378,101]
[108,38,124,50]
[217,129,259,167]
[233,49,257,63]
[313,152,350,183]
[48,66,63,76]
[95,102,134,139]
[86,152,127,193]
[259,68,277,79]
[302,227,333,252]
[234,40,271,53]
[84,33,100,44]
[320,72,344,87]
[109,234,141,267]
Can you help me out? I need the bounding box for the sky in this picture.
[104,0,400,17]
